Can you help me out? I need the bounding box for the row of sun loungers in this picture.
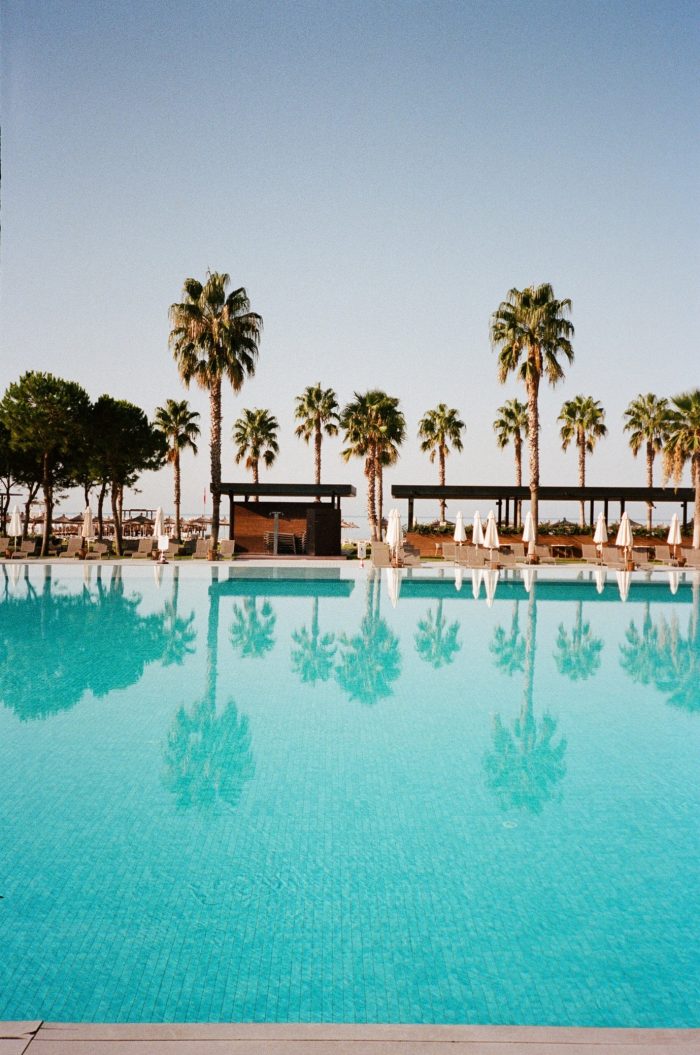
[0,536,236,560]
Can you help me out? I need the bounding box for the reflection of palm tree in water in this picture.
[484,585,567,814]
[230,596,276,659]
[620,582,700,713]
[490,601,525,676]
[163,569,255,810]
[415,598,461,669]
[335,570,401,705]
[291,595,336,685]
[160,567,197,667]
[553,600,603,681]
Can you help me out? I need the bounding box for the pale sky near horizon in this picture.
[2,0,699,526]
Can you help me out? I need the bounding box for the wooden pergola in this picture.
[391,484,696,531]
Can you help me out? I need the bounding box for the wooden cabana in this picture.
[218,482,356,556]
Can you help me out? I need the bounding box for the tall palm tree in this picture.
[232,408,279,496]
[417,404,465,524]
[294,384,340,498]
[341,390,405,540]
[493,399,528,528]
[663,389,700,549]
[490,284,574,539]
[169,272,262,556]
[154,399,200,540]
[558,395,607,527]
[623,393,669,531]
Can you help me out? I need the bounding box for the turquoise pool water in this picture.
[0,563,698,1026]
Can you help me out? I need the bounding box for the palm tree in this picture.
[417,404,465,524]
[558,395,607,527]
[623,393,669,531]
[341,391,405,540]
[493,399,528,528]
[169,272,262,556]
[232,408,279,496]
[663,389,700,549]
[490,284,574,539]
[154,399,200,540]
[294,384,340,498]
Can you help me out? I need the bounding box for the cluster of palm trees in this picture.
[161,273,700,555]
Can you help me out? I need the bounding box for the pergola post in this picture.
[620,499,626,519]
[407,497,414,531]
[683,501,688,531]
[497,498,502,528]
[229,494,234,540]
[589,499,594,529]
[505,497,510,528]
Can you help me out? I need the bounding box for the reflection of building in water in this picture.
[485,585,567,815]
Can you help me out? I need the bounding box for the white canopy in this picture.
[521,567,535,593]
[153,507,166,538]
[385,509,403,553]
[594,567,606,594]
[81,506,94,541]
[471,567,482,600]
[385,565,401,608]
[454,566,463,592]
[522,511,536,544]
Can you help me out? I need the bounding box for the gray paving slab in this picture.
[0,1027,41,1040]
[0,1042,33,1055]
[22,1040,700,1055]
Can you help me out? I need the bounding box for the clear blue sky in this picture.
[2,0,699,524]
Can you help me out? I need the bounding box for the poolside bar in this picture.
[218,482,356,556]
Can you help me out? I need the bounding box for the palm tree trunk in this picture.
[439,445,446,524]
[578,433,586,528]
[366,455,377,540]
[174,450,182,540]
[520,585,537,742]
[97,482,106,539]
[646,441,654,533]
[112,483,123,556]
[693,452,700,549]
[514,434,522,530]
[252,458,259,500]
[206,567,219,707]
[376,459,384,540]
[314,424,322,499]
[209,377,222,557]
[526,376,540,541]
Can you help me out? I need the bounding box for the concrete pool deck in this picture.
[2,1022,699,1054]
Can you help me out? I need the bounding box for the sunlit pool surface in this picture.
[0,562,698,1026]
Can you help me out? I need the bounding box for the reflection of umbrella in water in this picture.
[83,564,93,588]
[522,511,536,559]
[384,566,402,608]
[154,563,164,588]
[594,567,606,594]
[8,563,21,590]
[483,510,500,559]
[455,566,463,592]
[616,569,631,602]
[472,511,484,548]
[668,569,680,595]
[521,567,535,593]
[483,567,500,608]
[471,567,482,599]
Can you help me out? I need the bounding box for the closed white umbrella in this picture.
[615,512,633,561]
[81,506,94,555]
[483,567,500,607]
[667,513,682,559]
[153,507,166,538]
[386,508,402,554]
[453,512,467,544]
[385,565,401,608]
[522,510,536,559]
[483,510,500,556]
[472,511,484,548]
[616,568,631,603]
[8,505,22,546]
[593,512,608,554]
[667,569,680,595]
[455,565,463,591]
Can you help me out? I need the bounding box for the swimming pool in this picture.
[0,563,698,1025]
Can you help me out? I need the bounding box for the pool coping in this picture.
[2,1021,699,1053]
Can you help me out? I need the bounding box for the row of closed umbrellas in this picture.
[4,505,168,545]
